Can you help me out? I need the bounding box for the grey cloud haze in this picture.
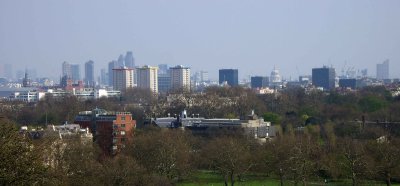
[0,0,399,80]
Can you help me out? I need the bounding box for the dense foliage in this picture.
[1,86,400,185]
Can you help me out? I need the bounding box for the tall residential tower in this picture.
[136,65,158,94]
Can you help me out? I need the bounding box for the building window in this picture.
[121,116,126,120]
[121,138,126,142]
[121,124,125,128]
[120,131,125,135]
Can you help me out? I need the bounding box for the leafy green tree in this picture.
[0,117,48,185]
[263,112,282,124]
[358,95,388,113]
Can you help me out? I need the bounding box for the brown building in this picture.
[74,108,136,155]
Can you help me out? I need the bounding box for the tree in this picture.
[129,130,194,183]
[365,138,400,186]
[263,136,295,186]
[263,112,282,124]
[337,138,370,186]
[0,117,48,185]
[100,155,149,186]
[202,136,254,186]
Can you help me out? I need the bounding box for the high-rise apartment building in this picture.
[136,65,158,94]
[62,61,72,78]
[85,60,95,87]
[124,51,135,68]
[70,64,81,83]
[312,66,336,90]
[219,69,238,86]
[170,65,190,91]
[376,59,389,80]
[113,67,134,91]
[251,76,269,89]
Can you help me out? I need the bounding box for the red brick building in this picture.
[74,108,136,155]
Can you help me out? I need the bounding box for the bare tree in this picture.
[202,136,254,186]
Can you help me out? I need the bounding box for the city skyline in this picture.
[1,1,400,80]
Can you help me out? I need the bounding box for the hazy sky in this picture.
[1,0,399,80]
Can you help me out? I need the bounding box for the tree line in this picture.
[1,85,400,185]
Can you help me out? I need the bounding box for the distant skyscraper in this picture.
[85,60,95,87]
[117,54,125,67]
[108,60,118,86]
[4,64,13,80]
[158,64,169,74]
[124,51,135,68]
[62,61,72,78]
[136,65,158,94]
[113,67,134,91]
[100,68,107,86]
[251,76,269,89]
[312,66,336,90]
[170,65,191,91]
[200,71,209,82]
[70,64,81,83]
[376,59,389,80]
[219,69,238,86]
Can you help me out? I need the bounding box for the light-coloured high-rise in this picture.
[136,65,158,94]
[62,61,72,78]
[170,65,190,91]
[376,59,389,80]
[113,67,134,91]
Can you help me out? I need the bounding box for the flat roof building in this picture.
[136,65,158,94]
[219,69,238,87]
[312,66,336,91]
[170,65,190,92]
[74,108,136,155]
[112,67,134,91]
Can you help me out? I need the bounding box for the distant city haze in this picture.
[1,0,399,80]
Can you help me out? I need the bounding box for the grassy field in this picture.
[177,171,400,186]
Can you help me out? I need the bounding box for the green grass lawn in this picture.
[178,171,298,186]
[177,171,400,186]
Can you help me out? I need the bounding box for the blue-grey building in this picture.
[312,67,336,90]
[158,73,171,93]
[251,76,269,89]
[219,69,238,86]
[71,64,81,83]
[339,79,357,89]
[85,60,95,87]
